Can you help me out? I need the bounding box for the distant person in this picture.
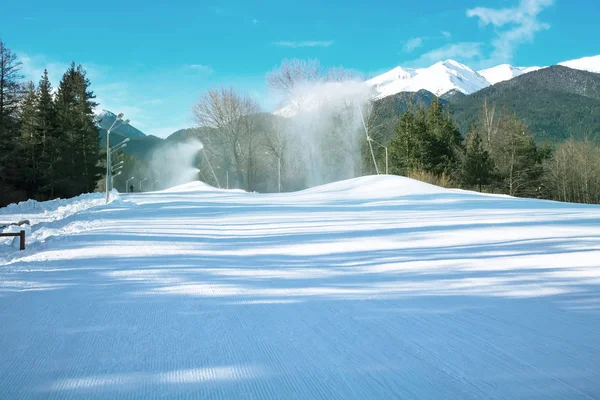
[129,184,134,193]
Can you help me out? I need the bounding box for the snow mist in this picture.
[279,80,373,187]
[146,139,203,190]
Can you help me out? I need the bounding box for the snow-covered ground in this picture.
[1,176,600,399]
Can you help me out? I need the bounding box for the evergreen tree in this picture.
[389,100,461,177]
[488,114,543,197]
[17,81,39,197]
[36,69,59,198]
[425,98,462,174]
[0,39,24,205]
[54,63,101,197]
[461,124,494,191]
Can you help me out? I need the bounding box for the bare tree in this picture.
[544,137,600,204]
[481,98,498,149]
[266,59,322,96]
[193,87,261,190]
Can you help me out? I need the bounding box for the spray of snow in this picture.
[146,139,203,190]
[278,80,373,187]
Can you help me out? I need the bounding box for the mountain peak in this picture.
[370,59,489,99]
[559,55,600,74]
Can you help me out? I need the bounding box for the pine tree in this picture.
[389,100,462,178]
[17,81,39,197]
[461,124,494,192]
[36,69,59,198]
[0,39,24,205]
[55,63,101,197]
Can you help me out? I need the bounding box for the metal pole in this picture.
[105,128,111,203]
[358,103,379,175]
[226,171,229,189]
[126,177,135,193]
[278,157,281,193]
[385,147,388,175]
[140,178,147,192]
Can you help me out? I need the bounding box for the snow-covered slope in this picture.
[368,60,490,99]
[478,64,542,85]
[559,55,600,74]
[2,175,600,399]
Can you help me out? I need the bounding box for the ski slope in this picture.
[1,175,600,399]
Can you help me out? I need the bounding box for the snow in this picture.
[369,60,490,99]
[559,55,600,74]
[478,64,542,85]
[1,175,600,399]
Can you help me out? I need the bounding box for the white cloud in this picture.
[467,0,554,66]
[405,42,483,67]
[404,0,553,69]
[183,64,214,74]
[273,40,334,48]
[17,52,69,87]
[403,37,425,53]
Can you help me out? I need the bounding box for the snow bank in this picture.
[161,181,218,193]
[0,189,126,258]
[296,175,451,199]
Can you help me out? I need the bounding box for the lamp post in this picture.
[152,180,159,191]
[111,170,122,188]
[139,178,148,192]
[367,136,388,175]
[126,177,135,193]
[104,112,129,203]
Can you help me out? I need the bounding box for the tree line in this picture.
[2,45,599,206]
[193,58,600,205]
[0,39,101,206]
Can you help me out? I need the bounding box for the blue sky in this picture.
[2,0,598,137]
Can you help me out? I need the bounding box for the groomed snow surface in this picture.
[1,175,600,399]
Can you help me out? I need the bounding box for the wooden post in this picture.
[19,230,25,251]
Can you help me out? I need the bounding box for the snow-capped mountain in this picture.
[275,54,600,117]
[559,55,600,74]
[478,64,542,85]
[367,54,599,100]
[368,60,490,99]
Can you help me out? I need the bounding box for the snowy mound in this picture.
[296,175,451,200]
[161,180,218,193]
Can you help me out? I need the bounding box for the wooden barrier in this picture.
[0,230,25,250]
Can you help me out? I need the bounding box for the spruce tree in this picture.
[17,81,39,197]
[55,63,101,197]
[462,124,494,192]
[0,39,24,205]
[36,69,59,198]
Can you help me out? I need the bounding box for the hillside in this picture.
[2,176,600,398]
[450,66,600,142]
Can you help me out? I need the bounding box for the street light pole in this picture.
[140,178,148,192]
[126,176,135,193]
[103,112,129,203]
